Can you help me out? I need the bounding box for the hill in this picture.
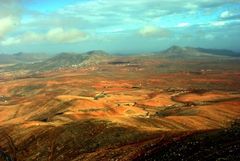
[195,48,240,57]
[0,53,50,64]
[6,50,110,72]
[2,47,239,73]
[0,47,240,161]
[136,120,240,161]
[156,45,239,60]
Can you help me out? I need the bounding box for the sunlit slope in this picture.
[5,50,110,72]
[0,49,240,161]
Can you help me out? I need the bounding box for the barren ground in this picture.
[0,58,240,160]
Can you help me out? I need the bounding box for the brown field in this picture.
[0,57,240,161]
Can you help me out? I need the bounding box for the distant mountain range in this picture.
[1,46,239,72]
[0,52,50,64]
[157,46,240,59]
[35,50,109,70]
[6,50,110,71]
[194,48,239,57]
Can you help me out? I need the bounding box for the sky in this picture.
[0,0,240,54]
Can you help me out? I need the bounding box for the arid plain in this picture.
[0,47,240,161]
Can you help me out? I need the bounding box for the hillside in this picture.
[0,48,240,160]
[136,120,240,161]
[156,45,239,60]
[6,50,110,72]
[196,48,240,57]
[0,53,50,64]
[0,57,240,160]
[1,47,239,74]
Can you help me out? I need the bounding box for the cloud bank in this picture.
[139,26,171,38]
[0,0,239,53]
[1,28,88,46]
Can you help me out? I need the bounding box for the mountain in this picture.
[0,54,17,64]
[164,45,189,54]
[2,47,239,72]
[195,48,240,57]
[157,46,239,59]
[42,50,110,69]
[82,50,111,65]
[7,50,110,71]
[41,52,88,69]
[0,52,50,64]
[85,50,109,56]
[158,46,213,59]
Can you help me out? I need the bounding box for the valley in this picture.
[0,46,240,160]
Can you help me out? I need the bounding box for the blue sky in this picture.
[0,0,240,54]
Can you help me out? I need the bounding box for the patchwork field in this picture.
[0,55,240,161]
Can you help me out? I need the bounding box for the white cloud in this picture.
[177,22,190,27]
[1,32,43,46]
[1,0,239,51]
[46,28,88,43]
[1,28,88,46]
[220,11,233,18]
[0,0,22,38]
[54,0,237,31]
[204,34,215,40]
[1,37,21,46]
[0,16,19,38]
[139,26,171,37]
[184,3,198,10]
[22,32,44,42]
[211,21,225,26]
